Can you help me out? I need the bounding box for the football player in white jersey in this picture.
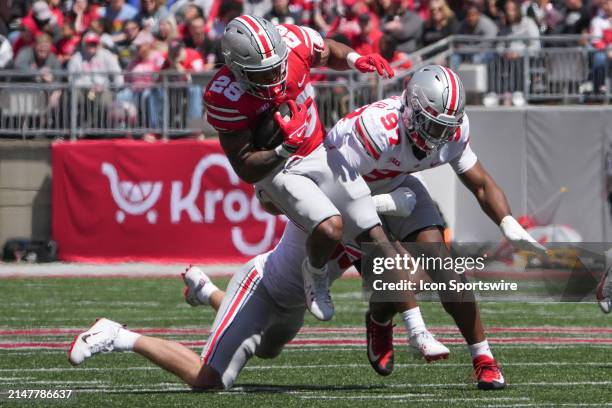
[323,64,547,390]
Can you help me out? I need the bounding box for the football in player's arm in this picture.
[212,30,393,184]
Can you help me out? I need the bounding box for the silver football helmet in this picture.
[401,65,466,152]
[222,15,289,100]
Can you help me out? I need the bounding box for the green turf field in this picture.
[0,277,610,407]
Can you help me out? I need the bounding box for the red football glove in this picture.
[273,98,313,158]
[350,53,395,78]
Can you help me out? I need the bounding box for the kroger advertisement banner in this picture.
[51,140,286,263]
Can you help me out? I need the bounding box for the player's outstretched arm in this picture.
[458,161,546,255]
[218,129,285,184]
[315,39,394,78]
[458,160,510,225]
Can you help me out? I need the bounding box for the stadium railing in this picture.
[0,70,210,139]
[0,34,607,140]
[446,35,605,104]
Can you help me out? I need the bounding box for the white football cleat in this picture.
[409,330,450,362]
[596,257,612,314]
[182,265,214,306]
[302,260,334,321]
[68,318,122,366]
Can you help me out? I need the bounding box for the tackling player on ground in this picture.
[67,189,442,390]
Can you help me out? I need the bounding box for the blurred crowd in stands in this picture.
[0,0,611,137]
[1,0,609,74]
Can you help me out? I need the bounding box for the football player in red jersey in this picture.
[204,15,410,323]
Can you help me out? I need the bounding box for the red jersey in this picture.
[204,23,326,157]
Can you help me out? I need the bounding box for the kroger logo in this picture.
[101,154,283,256]
[101,163,163,224]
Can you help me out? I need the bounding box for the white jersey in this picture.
[326,96,478,194]
[256,97,478,306]
[255,222,352,308]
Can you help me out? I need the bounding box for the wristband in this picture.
[346,52,361,69]
[274,144,291,159]
[372,193,397,214]
[498,215,519,234]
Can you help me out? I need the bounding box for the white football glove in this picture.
[499,215,547,256]
[373,187,417,217]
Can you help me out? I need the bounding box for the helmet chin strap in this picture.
[244,81,286,100]
[401,104,435,157]
[409,131,433,159]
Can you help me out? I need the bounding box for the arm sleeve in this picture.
[300,25,325,55]
[450,142,478,174]
[205,107,250,131]
[279,24,325,65]
[204,91,250,132]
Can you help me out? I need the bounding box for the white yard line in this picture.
[385,381,612,388]
[297,393,446,400]
[73,386,189,394]
[299,395,530,402]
